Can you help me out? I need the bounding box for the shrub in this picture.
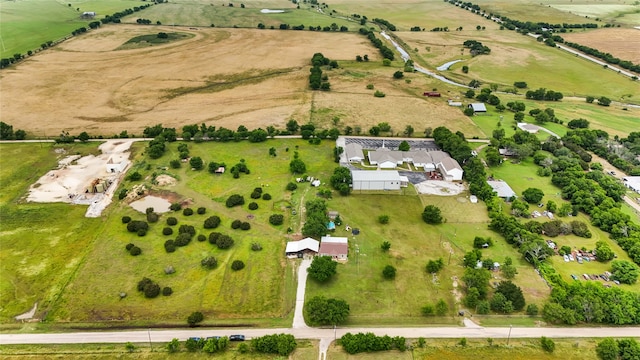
[426,258,444,273]
[122,216,132,224]
[164,240,176,253]
[187,311,204,326]
[237,343,249,353]
[216,235,234,249]
[127,220,149,233]
[378,215,390,224]
[203,216,221,229]
[126,243,135,251]
[145,207,154,214]
[178,224,196,236]
[286,182,298,191]
[248,202,259,210]
[197,234,206,242]
[383,265,396,279]
[250,190,262,199]
[137,229,147,236]
[175,233,192,247]
[240,222,251,230]
[183,208,194,216]
[473,236,493,249]
[231,260,245,271]
[262,193,272,200]
[127,171,142,181]
[269,214,284,225]
[130,246,142,256]
[231,219,242,229]
[162,227,173,235]
[162,287,173,296]
[526,304,539,316]
[381,241,391,251]
[251,242,263,251]
[421,304,435,316]
[197,207,206,214]
[170,202,182,211]
[146,212,159,223]
[208,232,221,245]
[422,205,442,224]
[201,256,218,269]
[540,337,555,353]
[166,217,178,226]
[170,159,181,169]
[144,282,160,298]
[225,194,245,207]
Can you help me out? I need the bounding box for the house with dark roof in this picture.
[319,236,348,261]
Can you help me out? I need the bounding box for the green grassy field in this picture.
[121,0,355,29]
[0,142,107,323]
[0,0,148,57]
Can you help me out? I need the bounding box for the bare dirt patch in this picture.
[129,195,172,213]
[414,180,466,195]
[155,174,177,186]
[561,28,640,64]
[0,25,377,135]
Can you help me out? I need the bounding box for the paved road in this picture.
[2,326,639,345]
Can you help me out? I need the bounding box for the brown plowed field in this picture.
[561,28,640,64]
[1,25,481,137]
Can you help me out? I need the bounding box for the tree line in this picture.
[358,28,395,60]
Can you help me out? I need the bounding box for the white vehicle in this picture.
[569,254,574,261]
[563,254,570,262]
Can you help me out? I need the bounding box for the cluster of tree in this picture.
[251,334,297,356]
[524,219,592,238]
[563,129,640,175]
[430,27,449,32]
[269,214,284,225]
[329,167,352,195]
[101,4,152,24]
[143,124,178,159]
[432,127,495,201]
[230,219,251,230]
[308,255,337,282]
[0,122,27,140]
[340,332,406,354]
[208,232,235,249]
[529,107,561,124]
[355,54,370,62]
[309,53,335,90]
[595,338,640,360]
[358,28,394,60]
[525,88,563,101]
[305,295,349,325]
[230,159,250,178]
[135,18,154,25]
[567,118,589,129]
[410,26,424,31]
[181,123,275,142]
[421,299,449,316]
[125,242,142,256]
[463,40,491,56]
[302,199,329,238]
[71,26,87,36]
[225,194,245,208]
[372,18,397,31]
[137,277,164,298]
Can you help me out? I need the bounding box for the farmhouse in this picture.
[517,122,539,134]
[345,143,365,163]
[468,103,487,113]
[319,236,348,260]
[285,237,319,258]
[487,180,517,200]
[351,170,402,191]
[623,177,640,194]
[438,157,464,181]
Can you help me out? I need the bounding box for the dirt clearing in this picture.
[414,180,466,195]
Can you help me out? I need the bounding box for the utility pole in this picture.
[507,325,512,345]
[148,328,153,351]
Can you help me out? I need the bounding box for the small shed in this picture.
[448,99,462,106]
[468,103,487,113]
[424,91,441,97]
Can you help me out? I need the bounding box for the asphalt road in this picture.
[2,325,639,345]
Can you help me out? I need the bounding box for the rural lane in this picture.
[2,326,640,345]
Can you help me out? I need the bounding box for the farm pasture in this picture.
[561,28,640,64]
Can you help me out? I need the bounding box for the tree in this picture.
[289,158,306,174]
[522,188,544,204]
[426,258,444,273]
[269,214,284,225]
[203,216,221,229]
[495,281,525,310]
[286,119,299,133]
[422,205,442,224]
[383,265,396,279]
[78,131,90,142]
[464,89,475,98]
[305,296,350,325]
[381,241,391,251]
[404,125,415,137]
[462,65,469,73]
[231,260,245,271]
[597,96,611,106]
[201,256,218,269]
[596,338,619,360]
[189,156,204,170]
[393,70,404,79]
[610,260,639,284]
[398,140,410,151]
[595,241,615,262]
[187,311,204,326]
[308,256,337,282]
[330,167,352,194]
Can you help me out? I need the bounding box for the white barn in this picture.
[106,158,128,173]
[438,157,464,181]
[351,170,402,191]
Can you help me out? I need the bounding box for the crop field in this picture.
[0,0,148,57]
[471,0,621,24]
[561,28,640,64]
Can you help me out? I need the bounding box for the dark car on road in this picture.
[229,335,245,341]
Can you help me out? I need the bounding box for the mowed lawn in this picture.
[489,158,638,292]
[0,143,105,323]
[52,139,336,325]
[0,0,148,57]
